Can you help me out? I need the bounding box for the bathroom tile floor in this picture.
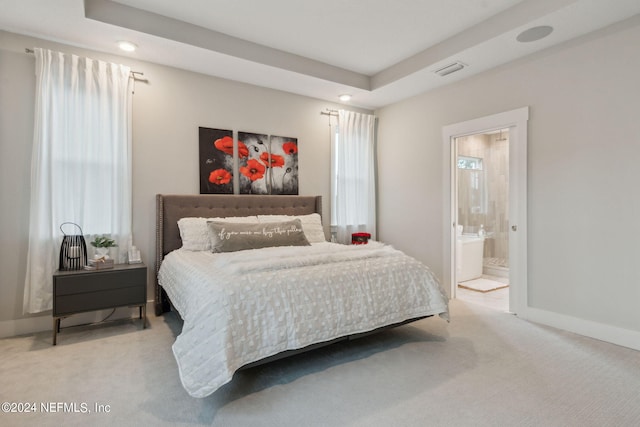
[457,274,509,312]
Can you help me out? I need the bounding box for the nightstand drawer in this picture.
[55,268,146,296]
[54,286,146,316]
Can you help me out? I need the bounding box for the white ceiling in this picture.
[1,0,639,109]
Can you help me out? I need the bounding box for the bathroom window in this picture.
[457,156,483,170]
[457,154,486,213]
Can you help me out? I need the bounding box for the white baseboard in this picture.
[521,307,640,352]
[0,314,53,339]
[0,301,154,340]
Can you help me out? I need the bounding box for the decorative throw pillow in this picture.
[178,216,259,251]
[257,213,326,243]
[207,219,310,253]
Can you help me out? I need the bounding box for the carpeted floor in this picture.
[1,300,639,427]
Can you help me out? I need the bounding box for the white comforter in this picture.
[158,241,449,398]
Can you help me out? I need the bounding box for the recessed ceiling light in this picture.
[117,41,137,52]
[339,94,351,102]
[516,26,553,43]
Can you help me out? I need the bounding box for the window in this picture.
[457,155,483,170]
[330,110,376,244]
[23,48,133,313]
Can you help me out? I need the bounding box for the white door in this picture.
[442,107,529,314]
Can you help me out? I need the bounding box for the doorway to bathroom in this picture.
[442,107,528,315]
[455,130,510,311]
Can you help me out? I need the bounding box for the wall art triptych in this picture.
[199,127,299,195]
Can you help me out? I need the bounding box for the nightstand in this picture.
[52,263,147,345]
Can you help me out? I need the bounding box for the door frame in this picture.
[442,107,529,314]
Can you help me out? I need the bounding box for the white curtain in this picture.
[331,110,377,244]
[23,48,133,314]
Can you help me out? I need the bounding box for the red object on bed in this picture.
[351,232,371,244]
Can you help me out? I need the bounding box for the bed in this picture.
[155,194,449,397]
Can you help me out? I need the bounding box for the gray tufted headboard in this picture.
[154,194,323,315]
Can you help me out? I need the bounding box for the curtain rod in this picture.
[25,48,144,77]
[320,108,338,117]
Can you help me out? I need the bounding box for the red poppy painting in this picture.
[200,128,298,195]
[238,133,298,194]
[199,127,233,194]
[269,135,298,195]
[238,132,269,194]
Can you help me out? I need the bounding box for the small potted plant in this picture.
[90,235,117,259]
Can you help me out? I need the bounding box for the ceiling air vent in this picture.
[434,62,465,77]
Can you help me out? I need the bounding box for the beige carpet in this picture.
[1,300,639,427]
[458,278,509,293]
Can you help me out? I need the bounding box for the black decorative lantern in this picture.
[59,222,88,270]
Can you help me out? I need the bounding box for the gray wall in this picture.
[0,47,34,326]
[0,31,365,332]
[376,17,640,333]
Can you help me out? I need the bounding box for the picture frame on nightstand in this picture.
[127,246,142,264]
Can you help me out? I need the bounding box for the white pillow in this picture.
[257,213,327,243]
[178,216,259,251]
